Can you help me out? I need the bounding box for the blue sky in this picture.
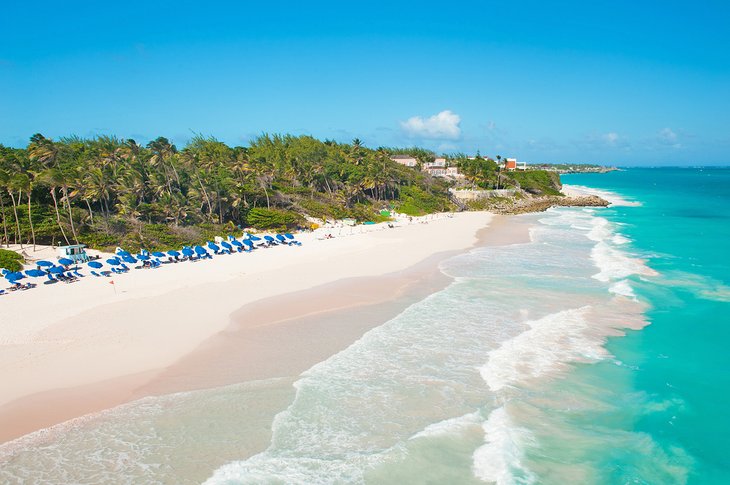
[1,1,729,165]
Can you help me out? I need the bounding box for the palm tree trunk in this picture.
[0,193,9,247]
[263,185,270,209]
[85,199,94,224]
[27,192,36,250]
[62,185,79,243]
[8,190,22,248]
[50,188,70,245]
[194,172,214,220]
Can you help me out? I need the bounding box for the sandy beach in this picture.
[0,211,535,444]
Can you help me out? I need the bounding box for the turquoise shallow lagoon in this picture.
[560,168,730,484]
[1,168,727,484]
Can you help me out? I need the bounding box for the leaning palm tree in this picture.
[37,168,70,245]
[15,173,36,250]
[6,174,23,248]
[0,169,10,247]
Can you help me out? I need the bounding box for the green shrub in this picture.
[510,170,562,196]
[396,186,453,216]
[245,208,304,231]
[0,248,23,272]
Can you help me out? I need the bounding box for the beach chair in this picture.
[91,271,103,277]
[73,269,85,278]
[0,289,6,296]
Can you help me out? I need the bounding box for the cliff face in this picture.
[490,194,609,215]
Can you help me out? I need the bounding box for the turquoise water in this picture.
[561,168,730,484]
[1,168,727,484]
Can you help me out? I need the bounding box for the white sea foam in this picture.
[562,184,641,207]
[609,279,637,299]
[410,412,482,440]
[591,241,657,282]
[472,407,536,485]
[479,307,609,392]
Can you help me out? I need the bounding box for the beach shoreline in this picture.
[0,212,531,444]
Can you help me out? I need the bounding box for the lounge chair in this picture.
[91,271,103,277]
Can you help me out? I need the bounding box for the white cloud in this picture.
[602,132,620,144]
[659,127,677,142]
[400,110,462,140]
[658,127,681,148]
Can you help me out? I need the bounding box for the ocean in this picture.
[1,167,728,484]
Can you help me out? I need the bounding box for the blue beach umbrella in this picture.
[221,241,232,250]
[264,235,275,242]
[36,260,53,267]
[122,255,138,264]
[181,248,194,257]
[243,239,254,248]
[249,235,262,241]
[106,258,121,266]
[117,250,131,258]
[58,257,74,266]
[49,266,65,274]
[136,254,150,261]
[25,269,46,277]
[231,240,243,247]
[194,246,207,255]
[207,242,220,251]
[285,233,294,240]
[167,250,181,257]
[6,271,25,282]
[152,251,166,258]
[276,234,286,242]
[88,261,103,268]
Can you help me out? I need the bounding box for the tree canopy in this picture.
[0,134,455,251]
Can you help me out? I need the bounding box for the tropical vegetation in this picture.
[0,134,455,252]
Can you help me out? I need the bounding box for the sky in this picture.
[1,1,729,165]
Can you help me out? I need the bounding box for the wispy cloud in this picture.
[657,127,681,148]
[400,110,462,140]
[602,132,620,145]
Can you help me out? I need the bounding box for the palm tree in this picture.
[147,137,179,194]
[16,173,36,250]
[6,174,23,248]
[37,168,70,245]
[0,170,11,246]
[29,134,77,244]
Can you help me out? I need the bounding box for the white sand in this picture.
[0,212,491,415]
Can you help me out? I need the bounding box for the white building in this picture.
[390,155,418,167]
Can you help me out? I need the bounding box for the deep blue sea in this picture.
[1,168,727,484]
